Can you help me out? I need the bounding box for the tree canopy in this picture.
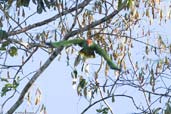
[0,0,171,114]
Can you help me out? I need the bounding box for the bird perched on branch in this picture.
[46,38,120,71]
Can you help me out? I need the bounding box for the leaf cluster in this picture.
[1,0,54,13]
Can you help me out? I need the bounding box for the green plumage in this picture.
[46,39,85,47]
[93,44,120,71]
[46,39,120,71]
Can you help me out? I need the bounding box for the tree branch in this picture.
[81,94,139,114]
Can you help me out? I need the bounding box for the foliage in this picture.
[1,0,55,13]
[0,0,171,114]
[96,107,109,114]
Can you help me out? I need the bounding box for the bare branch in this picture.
[81,94,139,114]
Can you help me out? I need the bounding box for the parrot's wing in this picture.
[93,43,121,71]
[46,39,85,48]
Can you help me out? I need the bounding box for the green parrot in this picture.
[46,38,121,71]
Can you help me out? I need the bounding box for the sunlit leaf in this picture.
[146,8,150,18]
[159,9,163,22]
[150,17,154,25]
[134,10,139,19]
[1,83,17,97]
[35,88,41,105]
[105,63,109,76]
[167,9,171,19]
[164,57,169,65]
[35,95,41,105]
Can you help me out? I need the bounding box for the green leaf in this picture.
[1,41,10,48]
[9,46,18,57]
[152,107,161,114]
[83,87,87,98]
[37,4,43,14]
[79,77,87,88]
[0,30,8,40]
[1,78,8,82]
[96,109,103,113]
[44,0,50,9]
[73,70,78,79]
[17,0,30,7]
[13,79,19,89]
[37,0,45,14]
[77,86,82,96]
[118,0,122,10]
[0,41,9,51]
[1,78,19,97]
[71,70,78,79]
[0,47,6,51]
[32,0,36,4]
[112,94,115,102]
[77,76,87,96]
[127,0,133,8]
[74,54,81,67]
[1,83,13,97]
[96,107,109,114]
[165,103,171,114]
